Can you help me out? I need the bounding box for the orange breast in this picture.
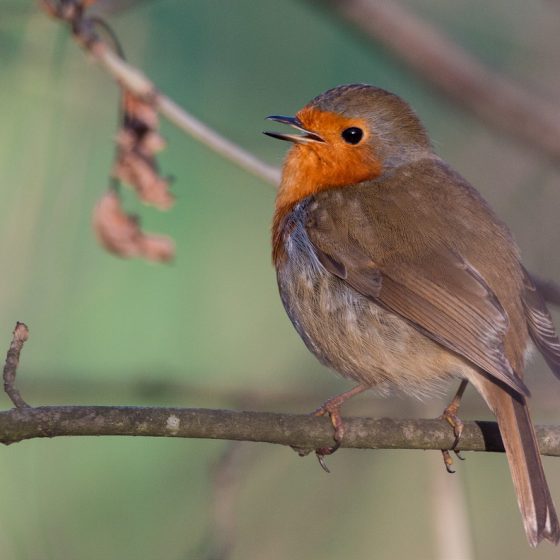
[272,107,382,266]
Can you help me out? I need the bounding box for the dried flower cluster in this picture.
[93,90,174,262]
[43,0,178,262]
[114,91,174,210]
[93,83,176,262]
[93,190,174,262]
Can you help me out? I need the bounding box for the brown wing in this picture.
[306,207,529,397]
[522,267,560,379]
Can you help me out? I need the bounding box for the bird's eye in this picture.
[341,127,363,145]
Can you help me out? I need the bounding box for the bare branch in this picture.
[1,405,560,457]
[97,43,280,185]
[40,0,560,186]
[2,323,30,409]
[39,1,280,187]
[315,0,560,163]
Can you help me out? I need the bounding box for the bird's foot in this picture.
[439,403,465,474]
[291,384,368,472]
[312,397,346,473]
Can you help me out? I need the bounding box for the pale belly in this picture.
[276,226,474,398]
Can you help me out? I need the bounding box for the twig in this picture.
[95,43,281,185]
[314,0,560,163]
[2,322,30,409]
[39,1,280,187]
[1,405,560,456]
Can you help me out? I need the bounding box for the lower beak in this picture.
[264,115,324,144]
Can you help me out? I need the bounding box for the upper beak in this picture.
[263,115,325,144]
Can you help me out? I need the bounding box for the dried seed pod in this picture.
[93,190,174,262]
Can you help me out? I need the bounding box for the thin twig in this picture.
[40,1,280,187]
[97,43,280,185]
[1,405,560,456]
[314,0,560,163]
[2,322,30,409]
[40,0,560,185]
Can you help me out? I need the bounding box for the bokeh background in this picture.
[2,1,560,559]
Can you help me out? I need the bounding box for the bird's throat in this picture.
[272,143,381,265]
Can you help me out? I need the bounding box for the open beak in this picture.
[264,115,325,144]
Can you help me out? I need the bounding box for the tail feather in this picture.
[487,386,560,546]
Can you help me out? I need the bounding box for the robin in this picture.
[264,84,560,547]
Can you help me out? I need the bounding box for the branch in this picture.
[2,322,30,409]
[1,405,560,456]
[39,0,280,187]
[40,0,560,191]
[92,43,280,185]
[314,0,560,163]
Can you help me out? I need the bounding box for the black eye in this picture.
[341,127,363,145]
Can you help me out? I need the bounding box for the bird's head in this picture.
[265,84,433,209]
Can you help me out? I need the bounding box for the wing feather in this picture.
[306,206,529,396]
[522,267,560,379]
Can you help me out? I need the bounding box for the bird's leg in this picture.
[312,384,369,472]
[439,379,469,473]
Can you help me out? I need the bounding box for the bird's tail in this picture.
[484,385,560,546]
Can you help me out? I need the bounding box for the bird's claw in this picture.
[454,449,465,461]
[441,449,455,474]
[315,441,341,473]
[308,399,346,473]
[439,404,465,473]
[292,386,368,471]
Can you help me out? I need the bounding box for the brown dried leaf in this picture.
[117,129,166,157]
[122,90,158,131]
[115,89,174,209]
[114,152,174,210]
[139,234,175,263]
[92,190,175,262]
[140,131,166,155]
[139,175,174,210]
[115,129,136,151]
[93,190,142,258]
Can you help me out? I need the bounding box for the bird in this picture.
[264,83,560,547]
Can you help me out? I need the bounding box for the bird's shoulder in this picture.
[305,156,517,266]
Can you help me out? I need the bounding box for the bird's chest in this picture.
[274,203,459,392]
[275,208,366,361]
[275,207,394,384]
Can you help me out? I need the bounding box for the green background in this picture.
[1,1,560,558]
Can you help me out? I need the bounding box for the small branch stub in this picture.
[3,322,30,409]
[39,0,280,188]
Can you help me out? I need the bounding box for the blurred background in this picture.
[1,1,560,558]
